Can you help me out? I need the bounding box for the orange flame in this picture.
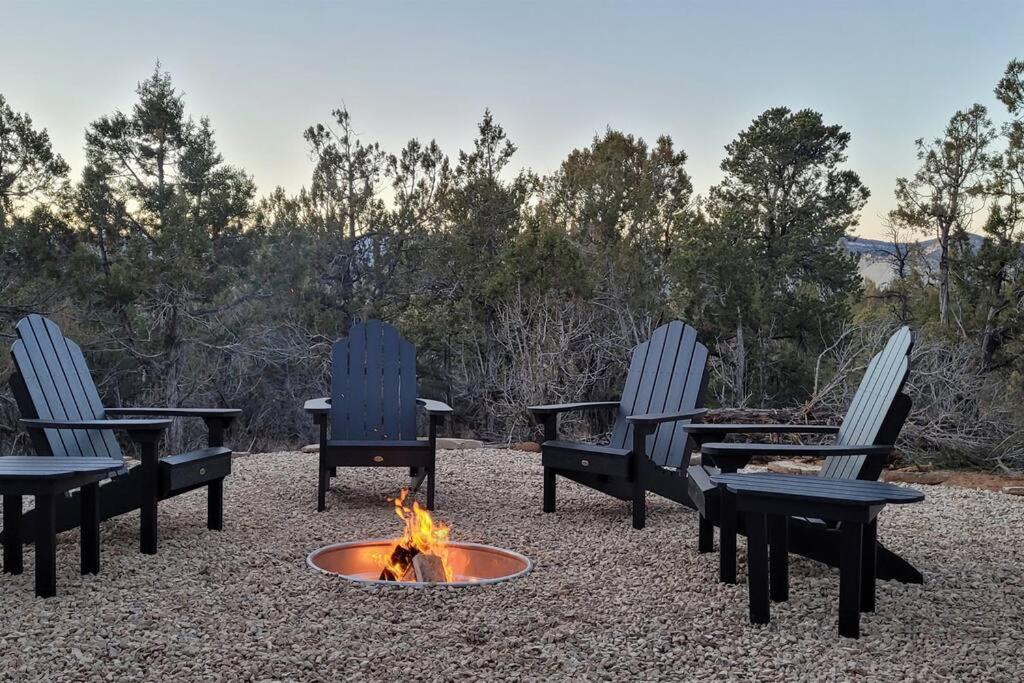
[377,489,453,582]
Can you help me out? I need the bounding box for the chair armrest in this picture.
[304,397,331,414]
[20,418,171,446]
[700,442,894,459]
[684,423,840,437]
[417,398,453,416]
[626,408,708,426]
[527,401,619,416]
[105,407,241,420]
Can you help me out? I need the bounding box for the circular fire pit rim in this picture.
[307,539,533,587]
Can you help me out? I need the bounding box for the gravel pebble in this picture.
[1,448,1022,681]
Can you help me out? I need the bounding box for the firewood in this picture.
[412,553,447,583]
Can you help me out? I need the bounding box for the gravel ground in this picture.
[1,448,1022,681]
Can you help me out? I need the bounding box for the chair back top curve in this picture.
[330,320,418,441]
[609,320,708,468]
[9,314,122,458]
[821,326,914,480]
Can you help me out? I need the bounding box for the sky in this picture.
[2,0,1022,238]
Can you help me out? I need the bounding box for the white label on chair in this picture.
[581,460,590,467]
[373,455,384,463]
[199,467,206,476]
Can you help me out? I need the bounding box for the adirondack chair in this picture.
[303,320,453,511]
[685,326,920,583]
[7,314,240,555]
[528,321,709,529]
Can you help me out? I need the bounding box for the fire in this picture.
[376,489,454,582]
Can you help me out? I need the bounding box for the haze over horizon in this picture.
[3,0,1022,238]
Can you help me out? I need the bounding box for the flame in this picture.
[376,489,454,582]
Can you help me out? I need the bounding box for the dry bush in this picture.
[806,321,1024,471]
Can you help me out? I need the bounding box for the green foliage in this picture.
[672,107,867,404]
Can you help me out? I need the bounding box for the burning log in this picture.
[412,553,448,583]
[379,543,419,581]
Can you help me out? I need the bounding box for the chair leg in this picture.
[631,480,646,530]
[80,483,100,575]
[207,479,224,531]
[768,514,789,602]
[425,464,436,511]
[698,514,714,553]
[861,519,877,613]
[543,467,556,513]
[720,490,737,584]
[329,467,337,478]
[3,494,23,575]
[34,494,57,598]
[317,465,328,512]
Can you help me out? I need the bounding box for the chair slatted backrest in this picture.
[609,321,709,468]
[9,314,122,459]
[330,320,418,441]
[821,326,913,481]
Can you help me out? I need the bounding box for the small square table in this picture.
[711,472,924,638]
[1,456,125,597]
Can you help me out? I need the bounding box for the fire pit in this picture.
[307,489,531,586]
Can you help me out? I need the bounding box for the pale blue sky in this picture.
[2,0,1022,237]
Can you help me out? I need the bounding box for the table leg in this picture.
[861,518,877,613]
[80,482,100,575]
[839,522,864,638]
[3,494,23,575]
[747,511,770,625]
[720,489,737,584]
[34,494,57,598]
[768,514,789,602]
[140,442,159,554]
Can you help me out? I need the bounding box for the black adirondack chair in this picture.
[686,326,920,583]
[304,320,453,511]
[7,314,239,555]
[528,321,709,529]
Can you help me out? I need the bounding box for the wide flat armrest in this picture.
[528,401,619,416]
[626,408,708,426]
[304,397,331,414]
[105,407,241,419]
[684,423,840,436]
[700,442,894,459]
[21,418,172,432]
[417,398,453,416]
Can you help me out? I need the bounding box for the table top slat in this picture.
[710,472,924,506]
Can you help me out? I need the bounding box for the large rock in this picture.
[766,460,820,476]
[882,470,950,485]
[1003,486,1024,496]
[433,438,484,450]
[301,444,319,453]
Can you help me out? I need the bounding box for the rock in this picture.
[231,451,252,458]
[300,444,319,453]
[1003,486,1024,496]
[882,470,950,485]
[512,441,542,453]
[766,460,820,476]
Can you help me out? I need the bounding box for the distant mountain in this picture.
[842,233,985,286]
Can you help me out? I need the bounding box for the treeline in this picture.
[1,63,1022,469]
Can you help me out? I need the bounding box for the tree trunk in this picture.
[937,231,950,326]
[162,305,185,453]
[734,311,746,407]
